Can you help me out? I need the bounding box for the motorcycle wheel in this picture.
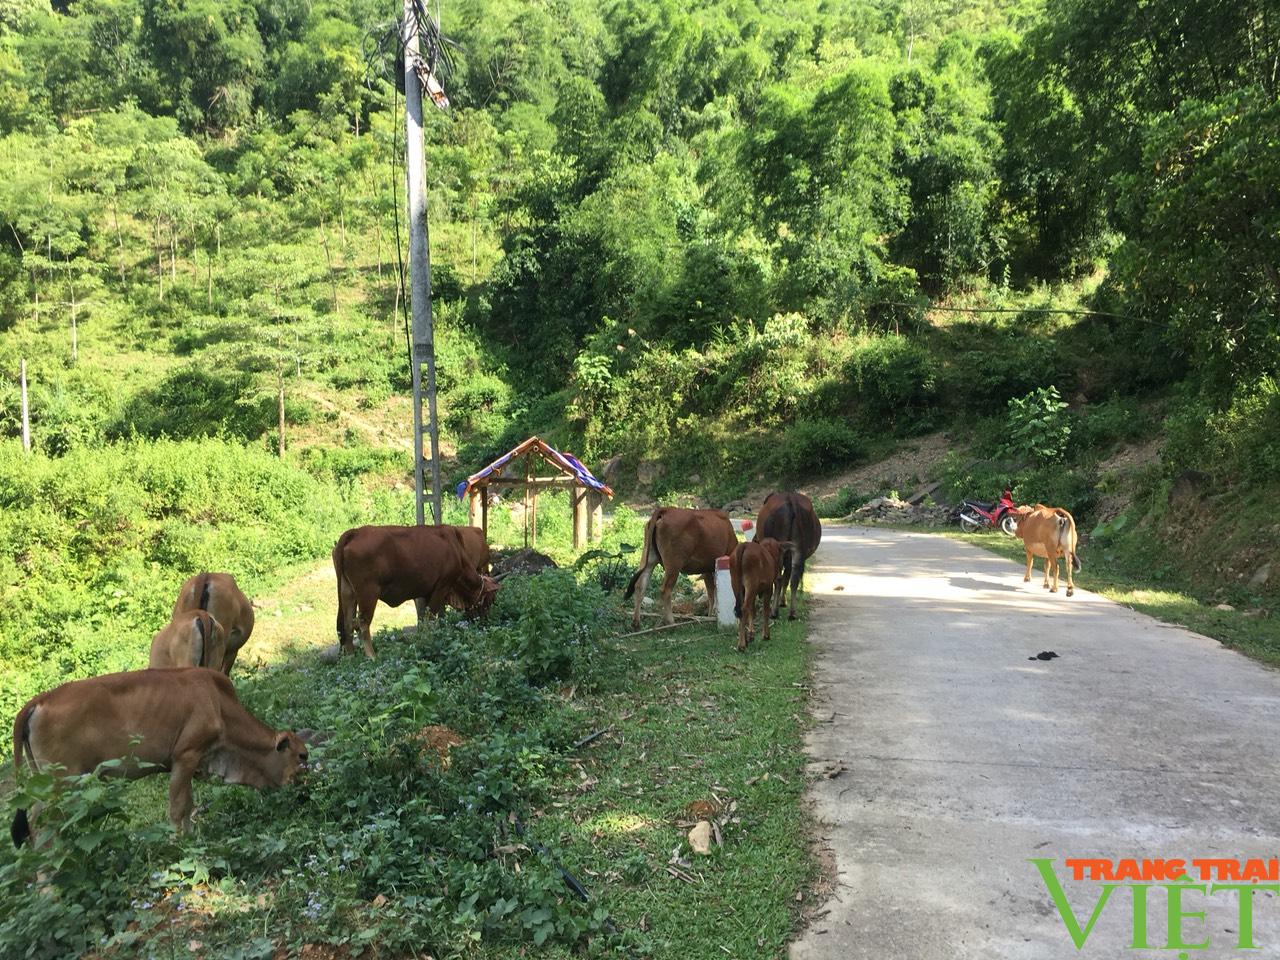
[959,513,983,534]
[1000,515,1019,537]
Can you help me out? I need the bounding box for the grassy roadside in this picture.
[939,528,1280,666]
[1,562,816,959]
[497,616,815,960]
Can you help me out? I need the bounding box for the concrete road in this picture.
[791,526,1280,960]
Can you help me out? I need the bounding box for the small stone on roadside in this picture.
[688,820,712,855]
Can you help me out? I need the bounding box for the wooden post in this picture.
[572,487,584,549]
[481,488,489,540]
[531,488,538,546]
[468,488,479,527]
[20,359,30,453]
[522,455,532,548]
[588,491,604,542]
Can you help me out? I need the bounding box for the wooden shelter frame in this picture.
[460,437,613,549]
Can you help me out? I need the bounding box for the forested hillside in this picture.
[1,0,1278,637]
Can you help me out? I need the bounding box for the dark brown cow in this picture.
[149,609,227,671]
[755,491,822,619]
[333,525,499,658]
[624,507,738,627]
[11,668,308,843]
[173,572,255,674]
[443,524,492,612]
[729,538,794,652]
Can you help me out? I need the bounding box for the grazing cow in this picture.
[173,573,255,675]
[1013,504,1082,596]
[730,538,794,652]
[624,507,738,628]
[755,491,822,619]
[11,668,308,844]
[333,525,500,658]
[149,610,226,671]
[443,524,492,613]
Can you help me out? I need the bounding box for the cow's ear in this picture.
[276,735,290,752]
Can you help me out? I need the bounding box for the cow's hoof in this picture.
[1066,588,1074,597]
[1023,577,1031,583]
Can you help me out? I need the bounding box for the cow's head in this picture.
[265,731,310,786]
[465,575,500,618]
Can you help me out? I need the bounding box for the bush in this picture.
[999,386,1071,464]
[1164,379,1280,484]
[110,367,272,441]
[780,418,866,478]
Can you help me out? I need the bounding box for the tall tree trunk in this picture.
[111,200,126,282]
[206,247,214,309]
[154,219,164,300]
[65,255,77,362]
[318,221,339,314]
[277,373,286,458]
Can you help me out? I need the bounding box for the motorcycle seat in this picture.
[964,500,995,511]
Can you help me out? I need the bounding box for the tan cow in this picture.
[623,507,738,627]
[755,491,822,619]
[173,573,255,674]
[729,538,794,652]
[149,609,227,670]
[333,525,500,658]
[10,668,308,845]
[1013,504,1082,596]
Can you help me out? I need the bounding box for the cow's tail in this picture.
[192,615,207,668]
[731,543,746,617]
[197,574,211,611]
[332,535,358,647]
[11,702,37,847]
[624,509,665,601]
[1051,510,1082,571]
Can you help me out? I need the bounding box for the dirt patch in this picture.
[1098,437,1162,476]
[798,432,956,501]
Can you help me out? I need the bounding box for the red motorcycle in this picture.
[956,489,1020,536]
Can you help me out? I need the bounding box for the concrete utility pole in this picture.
[404,0,443,525]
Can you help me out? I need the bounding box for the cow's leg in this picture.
[1024,550,1034,583]
[355,588,379,658]
[629,561,657,629]
[414,597,428,624]
[760,586,772,642]
[704,572,717,620]
[1064,550,1075,597]
[737,588,749,653]
[659,568,680,626]
[167,754,201,833]
[1041,556,1051,589]
[1048,555,1060,593]
[776,552,793,613]
[787,555,805,620]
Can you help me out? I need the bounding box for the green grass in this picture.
[496,616,815,959]
[1,560,816,958]
[943,529,1280,665]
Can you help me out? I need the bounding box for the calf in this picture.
[149,609,226,670]
[11,668,308,844]
[623,507,738,627]
[173,573,255,675]
[1013,504,1082,596]
[730,538,793,652]
[755,491,822,619]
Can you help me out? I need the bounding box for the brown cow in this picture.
[755,491,822,619]
[333,525,499,658]
[149,609,227,671]
[173,573,255,675]
[624,507,738,627]
[730,538,794,652]
[1013,504,1082,596]
[10,668,308,844]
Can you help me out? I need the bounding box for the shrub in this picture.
[780,418,866,478]
[999,386,1071,464]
